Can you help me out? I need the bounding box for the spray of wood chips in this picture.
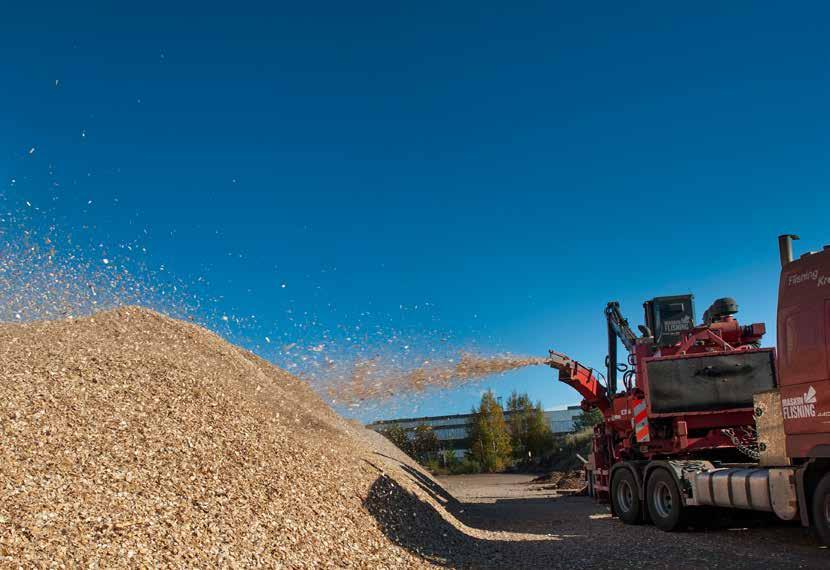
[329,353,549,404]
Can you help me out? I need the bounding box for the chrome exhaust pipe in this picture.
[778,234,799,267]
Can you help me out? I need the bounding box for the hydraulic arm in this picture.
[605,301,637,395]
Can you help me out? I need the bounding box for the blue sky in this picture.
[2,2,829,420]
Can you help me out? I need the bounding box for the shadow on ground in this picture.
[364,473,565,569]
[400,463,457,507]
[364,454,827,569]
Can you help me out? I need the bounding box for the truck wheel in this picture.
[811,472,830,546]
[611,468,642,524]
[646,469,687,531]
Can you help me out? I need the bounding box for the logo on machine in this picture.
[663,315,692,332]
[782,386,817,419]
[787,270,819,287]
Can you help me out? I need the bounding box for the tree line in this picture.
[379,389,602,474]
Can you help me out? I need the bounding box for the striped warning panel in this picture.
[632,398,650,443]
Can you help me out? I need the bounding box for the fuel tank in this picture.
[690,467,798,520]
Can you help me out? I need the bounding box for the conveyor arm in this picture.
[547,350,610,414]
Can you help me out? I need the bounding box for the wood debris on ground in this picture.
[529,470,587,490]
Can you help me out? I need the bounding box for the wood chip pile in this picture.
[0,307,454,567]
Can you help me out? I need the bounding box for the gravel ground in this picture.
[434,473,829,569]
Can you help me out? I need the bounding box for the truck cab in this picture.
[776,235,830,543]
[777,236,830,459]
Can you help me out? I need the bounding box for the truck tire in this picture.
[611,468,642,525]
[811,472,830,546]
[646,468,687,531]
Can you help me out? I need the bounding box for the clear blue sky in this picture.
[2,2,829,420]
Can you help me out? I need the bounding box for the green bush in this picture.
[424,458,445,475]
[545,428,593,472]
[449,458,482,475]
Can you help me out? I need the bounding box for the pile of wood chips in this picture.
[0,307,456,567]
[530,470,587,490]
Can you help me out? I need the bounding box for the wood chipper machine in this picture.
[548,235,830,544]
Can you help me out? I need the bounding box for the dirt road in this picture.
[427,473,827,569]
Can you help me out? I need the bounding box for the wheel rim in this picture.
[617,479,634,513]
[824,493,830,525]
[654,480,674,519]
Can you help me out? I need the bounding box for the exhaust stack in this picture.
[778,234,799,268]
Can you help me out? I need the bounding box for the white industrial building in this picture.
[367,406,582,458]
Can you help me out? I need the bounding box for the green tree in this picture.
[507,391,553,462]
[468,390,512,472]
[507,391,532,458]
[573,407,603,431]
[526,402,553,458]
[380,424,414,456]
[412,424,439,463]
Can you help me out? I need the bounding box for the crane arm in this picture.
[605,302,637,352]
[547,350,611,414]
[604,301,638,394]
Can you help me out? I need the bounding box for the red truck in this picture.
[548,234,830,544]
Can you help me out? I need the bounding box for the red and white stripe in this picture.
[632,398,650,443]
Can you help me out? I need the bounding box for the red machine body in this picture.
[550,306,771,498]
[548,235,830,544]
[777,241,830,459]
